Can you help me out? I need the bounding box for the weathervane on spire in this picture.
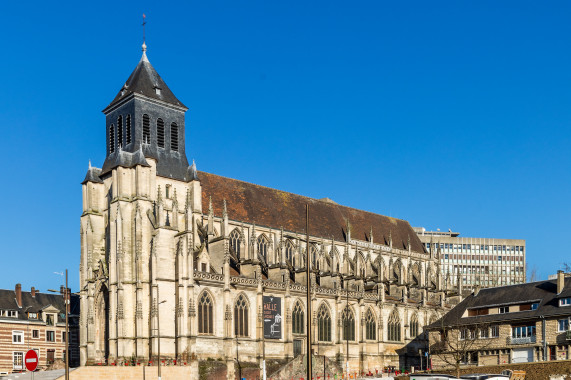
[142,14,147,52]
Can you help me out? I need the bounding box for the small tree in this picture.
[430,318,493,378]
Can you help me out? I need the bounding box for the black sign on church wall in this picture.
[263,295,282,339]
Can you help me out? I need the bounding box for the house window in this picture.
[171,123,178,151]
[125,114,132,145]
[531,303,539,310]
[198,292,214,335]
[12,331,24,344]
[62,332,66,342]
[480,327,489,339]
[292,301,304,335]
[558,319,569,332]
[46,331,55,342]
[512,325,536,338]
[365,309,376,340]
[13,352,24,370]
[143,114,151,144]
[387,310,401,342]
[560,298,571,307]
[499,306,509,314]
[32,330,39,339]
[460,328,468,340]
[117,115,123,147]
[157,118,165,148]
[317,304,331,342]
[341,307,355,341]
[234,294,249,337]
[46,314,55,326]
[8,310,17,317]
[28,312,38,319]
[229,230,241,260]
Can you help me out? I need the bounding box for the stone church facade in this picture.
[79,44,453,376]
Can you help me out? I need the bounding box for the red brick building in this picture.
[0,284,79,374]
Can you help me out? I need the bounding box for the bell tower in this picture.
[101,43,191,181]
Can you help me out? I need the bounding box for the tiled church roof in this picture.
[199,171,427,255]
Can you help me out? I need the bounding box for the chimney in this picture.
[60,285,65,294]
[31,287,36,297]
[557,270,565,294]
[15,283,22,307]
[474,285,481,297]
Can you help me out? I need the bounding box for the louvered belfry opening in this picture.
[157,118,165,148]
[171,122,178,151]
[142,114,151,144]
[117,115,123,148]
[109,124,115,153]
[125,115,132,145]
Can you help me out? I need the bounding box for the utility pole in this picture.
[305,204,312,380]
[346,277,349,379]
[156,286,166,380]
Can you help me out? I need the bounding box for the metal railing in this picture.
[507,335,536,345]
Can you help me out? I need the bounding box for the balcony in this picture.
[507,336,536,345]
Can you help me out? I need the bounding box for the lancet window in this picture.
[342,307,355,341]
[257,235,269,263]
[285,240,294,264]
[317,304,331,342]
[365,308,376,340]
[410,314,419,338]
[387,309,401,342]
[234,294,249,337]
[157,118,165,148]
[292,301,304,335]
[198,292,213,335]
[229,230,241,259]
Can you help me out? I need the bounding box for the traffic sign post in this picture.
[25,349,38,380]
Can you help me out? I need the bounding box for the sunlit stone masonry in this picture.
[79,43,457,378]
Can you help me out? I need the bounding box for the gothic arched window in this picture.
[234,294,249,337]
[198,292,213,335]
[388,309,401,342]
[117,115,123,148]
[171,122,178,151]
[342,307,355,341]
[229,230,241,260]
[292,301,304,335]
[157,118,165,148]
[143,114,150,144]
[365,308,376,340]
[310,244,318,268]
[285,240,294,264]
[410,313,419,338]
[317,304,331,342]
[109,124,115,153]
[125,114,132,145]
[257,235,269,263]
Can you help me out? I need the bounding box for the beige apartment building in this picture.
[414,227,526,290]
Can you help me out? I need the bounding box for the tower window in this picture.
[125,115,132,145]
[117,115,123,148]
[157,118,165,148]
[143,114,150,144]
[109,124,115,153]
[171,123,179,151]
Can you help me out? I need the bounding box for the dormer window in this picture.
[7,310,17,318]
[28,312,38,319]
[561,297,571,307]
[46,314,54,326]
[154,86,161,96]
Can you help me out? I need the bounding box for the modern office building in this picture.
[414,227,526,289]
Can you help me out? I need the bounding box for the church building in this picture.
[79,43,454,377]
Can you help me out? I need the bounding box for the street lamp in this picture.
[48,269,69,380]
[157,299,167,380]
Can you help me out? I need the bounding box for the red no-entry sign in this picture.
[25,349,38,372]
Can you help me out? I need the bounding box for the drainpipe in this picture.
[540,315,546,361]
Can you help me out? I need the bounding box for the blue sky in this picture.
[1,1,570,292]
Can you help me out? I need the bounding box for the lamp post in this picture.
[157,299,167,380]
[47,269,69,380]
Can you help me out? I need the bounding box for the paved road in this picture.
[0,369,74,380]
